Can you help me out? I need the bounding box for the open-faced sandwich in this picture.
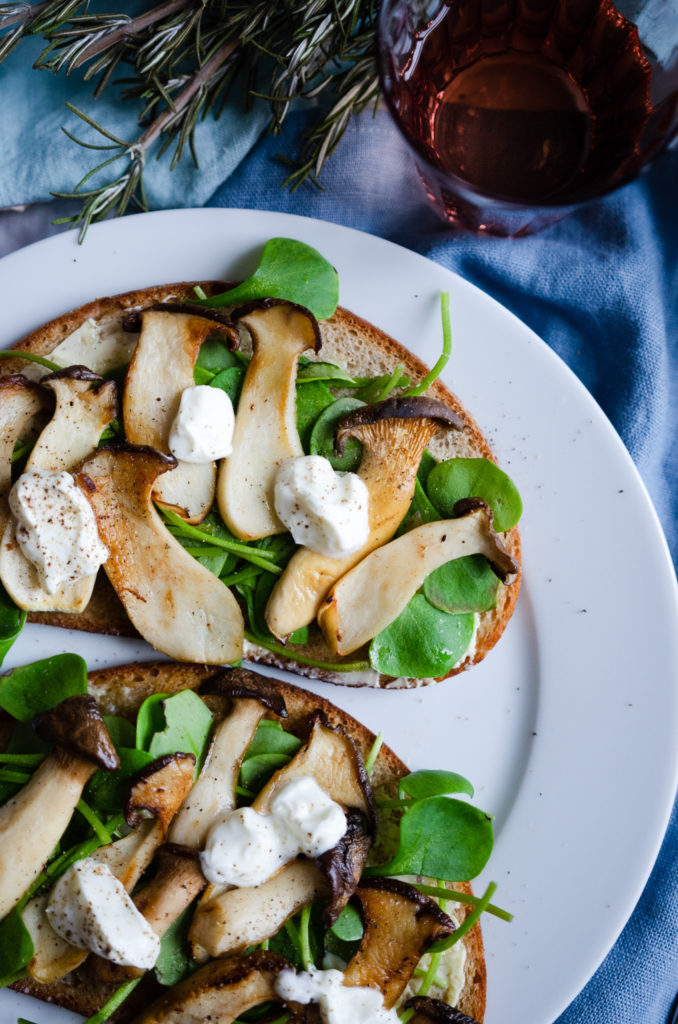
[0,654,510,1023]
[0,238,522,687]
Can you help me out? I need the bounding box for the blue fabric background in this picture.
[0,39,676,1020]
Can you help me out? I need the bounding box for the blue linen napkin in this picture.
[209,109,678,1024]
[1,43,676,1018]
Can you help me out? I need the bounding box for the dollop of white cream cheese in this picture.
[46,858,161,969]
[200,775,347,888]
[276,967,399,1024]
[274,456,369,558]
[168,385,235,463]
[9,468,108,594]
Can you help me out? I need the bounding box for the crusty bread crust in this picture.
[12,661,486,1022]
[4,282,521,688]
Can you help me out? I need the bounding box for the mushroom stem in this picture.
[217,301,320,540]
[318,500,518,655]
[265,398,463,640]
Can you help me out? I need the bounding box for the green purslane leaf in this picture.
[0,584,25,668]
[240,753,291,792]
[144,691,214,770]
[296,381,336,450]
[154,905,194,987]
[297,361,358,386]
[195,337,240,374]
[210,366,245,408]
[365,795,493,881]
[246,720,303,759]
[0,654,88,723]
[399,770,474,801]
[85,748,156,815]
[329,903,364,942]
[423,554,501,614]
[202,238,339,320]
[369,597,475,679]
[0,907,33,985]
[103,715,136,750]
[427,457,522,533]
[135,693,169,751]
[309,397,365,471]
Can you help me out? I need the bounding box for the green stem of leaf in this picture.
[0,967,27,989]
[162,509,283,575]
[401,292,452,397]
[0,768,31,784]
[77,799,113,844]
[299,903,313,970]
[0,753,45,767]
[410,882,513,922]
[243,631,370,673]
[81,977,141,1024]
[0,350,61,371]
[364,732,383,776]
[428,881,498,953]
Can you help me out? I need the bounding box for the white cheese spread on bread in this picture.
[168,384,235,463]
[276,966,399,1024]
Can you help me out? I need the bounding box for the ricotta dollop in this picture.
[168,385,235,463]
[9,468,108,593]
[274,456,369,558]
[276,967,399,1024]
[200,775,347,888]
[46,859,160,969]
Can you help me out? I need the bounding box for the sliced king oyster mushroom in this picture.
[0,696,118,921]
[318,499,519,656]
[0,369,117,614]
[25,752,194,984]
[123,310,237,524]
[217,300,321,540]
[130,950,295,1024]
[405,996,481,1024]
[73,445,244,664]
[265,396,464,640]
[0,375,50,536]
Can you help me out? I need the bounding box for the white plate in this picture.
[0,209,676,1024]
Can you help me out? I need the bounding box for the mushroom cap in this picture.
[405,995,482,1024]
[335,396,464,455]
[231,298,322,354]
[200,669,288,718]
[33,695,120,771]
[125,752,196,832]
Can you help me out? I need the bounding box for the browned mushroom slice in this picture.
[405,996,481,1024]
[0,696,118,919]
[0,369,118,613]
[189,858,327,960]
[344,879,455,1008]
[126,752,196,834]
[73,445,244,664]
[0,375,49,534]
[218,300,321,540]
[123,311,235,524]
[131,950,293,1024]
[252,712,376,923]
[132,844,206,940]
[265,396,463,639]
[318,499,518,655]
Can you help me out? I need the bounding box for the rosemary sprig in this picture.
[0,0,380,238]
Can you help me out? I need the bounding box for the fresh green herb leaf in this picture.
[80,977,141,1024]
[203,239,339,320]
[146,691,213,770]
[246,720,303,759]
[296,381,336,450]
[288,625,310,645]
[76,798,113,844]
[423,554,500,614]
[0,584,25,668]
[297,362,358,386]
[193,366,215,385]
[365,796,493,881]
[155,905,194,986]
[399,770,474,801]
[162,509,282,576]
[369,597,475,679]
[103,716,136,750]
[427,458,522,533]
[401,292,452,398]
[309,397,365,471]
[135,693,169,751]
[330,903,364,941]
[0,908,33,986]
[0,654,87,722]
[210,366,245,408]
[195,337,240,373]
[240,753,291,792]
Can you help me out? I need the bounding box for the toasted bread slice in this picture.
[11,660,486,1022]
[3,282,521,688]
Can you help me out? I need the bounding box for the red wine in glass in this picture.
[379,0,678,235]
